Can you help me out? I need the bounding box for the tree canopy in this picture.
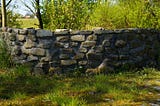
[1,0,160,30]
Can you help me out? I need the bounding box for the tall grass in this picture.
[0,39,13,69]
[43,90,86,106]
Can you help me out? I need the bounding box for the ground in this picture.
[17,18,39,29]
[0,66,160,106]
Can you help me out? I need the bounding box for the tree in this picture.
[42,0,92,30]
[89,0,160,29]
[1,0,7,27]
[20,0,43,29]
[1,0,13,27]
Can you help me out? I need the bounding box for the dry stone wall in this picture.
[0,27,160,74]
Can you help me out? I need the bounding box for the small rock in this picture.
[87,35,97,41]
[71,35,85,42]
[149,103,159,106]
[153,86,160,91]
[61,60,77,66]
[81,41,96,48]
[115,40,126,48]
[36,29,53,37]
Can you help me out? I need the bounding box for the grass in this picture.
[17,18,39,29]
[0,66,160,106]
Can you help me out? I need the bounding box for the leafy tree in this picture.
[42,0,92,30]
[0,0,21,27]
[89,0,160,29]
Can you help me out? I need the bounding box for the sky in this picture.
[9,0,34,16]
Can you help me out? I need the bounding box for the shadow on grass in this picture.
[0,67,160,105]
[0,65,63,100]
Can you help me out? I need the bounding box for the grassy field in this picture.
[0,66,160,106]
[17,18,39,29]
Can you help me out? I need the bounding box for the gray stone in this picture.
[37,40,52,49]
[12,28,19,33]
[12,54,27,61]
[59,54,70,59]
[130,39,142,48]
[28,34,37,41]
[115,40,126,48]
[71,35,85,42]
[61,60,77,66]
[81,41,96,48]
[91,46,103,53]
[132,56,143,63]
[36,29,52,37]
[17,35,26,41]
[40,57,52,62]
[107,54,119,60]
[8,33,16,41]
[54,29,69,35]
[28,28,36,35]
[11,45,21,55]
[61,48,74,54]
[119,55,129,60]
[73,53,85,60]
[24,39,36,49]
[19,29,28,35]
[70,42,78,47]
[30,48,46,56]
[56,36,69,42]
[21,46,31,54]
[87,35,97,41]
[153,86,160,91]
[78,61,88,66]
[72,30,93,35]
[129,46,145,55]
[79,47,88,53]
[27,55,39,61]
[86,50,103,60]
[7,28,12,33]
[54,42,69,48]
[102,40,111,47]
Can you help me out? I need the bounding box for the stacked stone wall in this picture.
[0,28,160,74]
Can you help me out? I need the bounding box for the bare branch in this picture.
[20,0,35,15]
[6,0,12,7]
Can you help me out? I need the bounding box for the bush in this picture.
[42,0,92,30]
[89,1,160,29]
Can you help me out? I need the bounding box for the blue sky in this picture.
[9,0,34,16]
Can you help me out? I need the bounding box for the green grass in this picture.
[0,67,160,106]
[17,18,39,29]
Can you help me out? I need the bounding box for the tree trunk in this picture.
[1,0,7,27]
[35,0,43,29]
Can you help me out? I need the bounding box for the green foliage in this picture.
[42,0,92,30]
[89,0,160,29]
[44,91,86,106]
[7,11,21,28]
[0,10,21,28]
[11,92,27,100]
[0,39,12,69]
